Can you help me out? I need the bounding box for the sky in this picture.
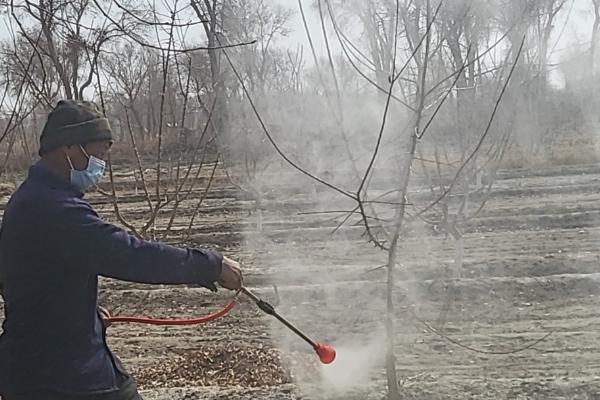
[0,0,597,86]
[274,0,597,87]
[275,0,325,53]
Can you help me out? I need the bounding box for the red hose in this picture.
[104,297,238,326]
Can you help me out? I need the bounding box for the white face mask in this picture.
[65,146,106,191]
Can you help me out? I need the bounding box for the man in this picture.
[0,100,242,400]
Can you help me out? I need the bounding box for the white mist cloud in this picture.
[318,333,386,392]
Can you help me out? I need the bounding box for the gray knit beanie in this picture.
[39,99,113,156]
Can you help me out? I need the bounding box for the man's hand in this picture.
[218,256,242,290]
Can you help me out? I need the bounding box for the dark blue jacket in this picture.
[0,163,223,395]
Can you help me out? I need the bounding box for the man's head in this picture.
[39,100,113,189]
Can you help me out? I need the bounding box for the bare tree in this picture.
[102,44,154,141]
[190,0,229,146]
[592,0,600,77]
[8,0,136,101]
[224,1,530,398]
[535,0,566,91]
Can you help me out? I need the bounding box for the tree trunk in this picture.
[385,128,419,400]
[39,0,73,99]
[592,0,600,78]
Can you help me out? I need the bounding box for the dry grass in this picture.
[132,343,292,389]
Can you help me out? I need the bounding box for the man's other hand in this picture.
[218,256,242,290]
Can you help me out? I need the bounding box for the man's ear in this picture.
[64,145,80,159]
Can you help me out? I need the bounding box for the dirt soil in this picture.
[4,162,600,399]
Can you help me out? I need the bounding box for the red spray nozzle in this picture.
[314,342,336,364]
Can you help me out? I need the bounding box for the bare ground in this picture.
[4,163,600,399]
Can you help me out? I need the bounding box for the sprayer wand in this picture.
[240,286,336,364]
[103,285,336,364]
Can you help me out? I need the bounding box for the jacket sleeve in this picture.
[56,197,222,288]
